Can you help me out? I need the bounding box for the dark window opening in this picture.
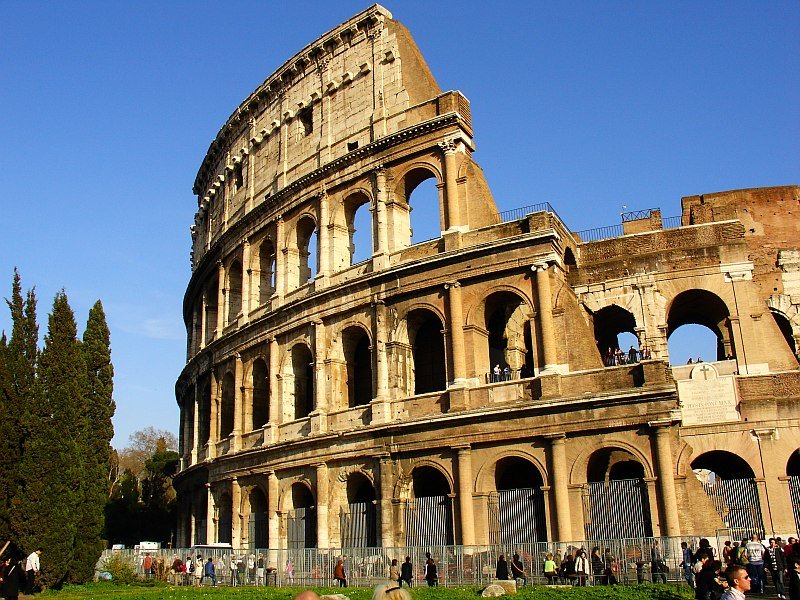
[347,141,359,152]
[299,108,313,136]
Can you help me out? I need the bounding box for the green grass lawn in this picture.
[40,583,695,600]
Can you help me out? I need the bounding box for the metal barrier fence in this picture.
[499,203,556,223]
[99,536,718,588]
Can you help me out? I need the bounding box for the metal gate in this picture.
[488,488,546,544]
[287,507,317,549]
[405,495,454,547]
[790,476,800,531]
[340,502,377,547]
[583,478,653,539]
[701,477,764,535]
[248,512,268,549]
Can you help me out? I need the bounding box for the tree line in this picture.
[0,271,114,587]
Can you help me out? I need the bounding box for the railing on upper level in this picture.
[575,215,683,243]
[498,202,556,222]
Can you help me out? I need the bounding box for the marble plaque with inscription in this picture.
[677,363,740,426]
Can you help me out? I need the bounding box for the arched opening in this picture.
[251,358,269,430]
[217,492,233,544]
[667,289,733,363]
[584,448,653,538]
[192,301,203,353]
[406,466,454,546]
[288,483,316,549]
[248,487,268,549]
[593,305,638,366]
[342,326,372,407]
[184,386,195,455]
[341,473,377,547]
[490,457,547,543]
[193,492,207,545]
[296,216,318,287]
[219,372,235,439]
[204,277,218,344]
[484,292,531,381]
[292,344,314,419]
[408,309,446,394]
[226,260,243,324]
[345,193,373,265]
[691,451,763,535]
[772,310,798,360]
[564,247,577,271]
[402,168,441,246]
[788,450,800,530]
[198,377,211,446]
[257,239,276,305]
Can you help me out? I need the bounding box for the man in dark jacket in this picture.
[766,538,787,599]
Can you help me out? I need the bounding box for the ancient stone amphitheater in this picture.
[174,4,800,564]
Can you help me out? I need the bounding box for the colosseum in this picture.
[174,3,800,576]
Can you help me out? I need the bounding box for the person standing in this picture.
[389,558,401,586]
[400,556,413,587]
[788,561,800,600]
[575,549,589,587]
[745,534,766,594]
[1,559,25,600]
[204,557,217,587]
[334,559,347,587]
[24,549,41,595]
[651,540,667,584]
[765,538,786,599]
[424,553,438,587]
[495,554,509,580]
[194,555,204,586]
[682,541,696,587]
[722,564,751,600]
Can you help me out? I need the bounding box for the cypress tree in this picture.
[0,333,14,543]
[14,292,85,587]
[71,301,115,581]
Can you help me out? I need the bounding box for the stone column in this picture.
[650,421,681,536]
[267,337,280,444]
[231,477,242,548]
[233,354,243,452]
[241,238,251,322]
[445,282,467,386]
[191,383,200,462]
[378,455,394,549]
[546,433,572,540]
[207,369,219,459]
[316,463,329,549]
[200,290,208,349]
[206,483,216,543]
[267,470,280,558]
[274,216,285,303]
[373,166,389,264]
[371,300,392,423]
[439,139,460,231]
[456,446,476,547]
[216,260,226,335]
[318,190,330,283]
[534,263,558,372]
[312,321,328,429]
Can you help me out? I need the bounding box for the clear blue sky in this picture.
[1,1,797,447]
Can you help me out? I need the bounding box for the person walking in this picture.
[682,541,696,587]
[495,554,509,580]
[766,538,786,599]
[424,553,438,587]
[400,556,413,587]
[722,565,751,600]
[745,534,766,594]
[286,559,294,584]
[204,557,217,587]
[1,558,25,600]
[24,549,41,595]
[788,561,800,600]
[651,540,667,584]
[334,559,347,587]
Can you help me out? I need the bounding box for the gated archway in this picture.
[692,450,763,537]
[488,456,547,544]
[583,448,653,539]
[405,466,454,547]
[787,451,800,531]
[287,483,317,549]
[340,473,377,547]
[248,487,268,549]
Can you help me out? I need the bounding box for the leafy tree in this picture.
[14,291,85,587]
[71,301,115,581]
[117,427,177,481]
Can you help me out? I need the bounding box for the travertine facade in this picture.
[174,5,800,552]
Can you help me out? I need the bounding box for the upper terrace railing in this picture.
[575,215,683,243]
[498,202,556,222]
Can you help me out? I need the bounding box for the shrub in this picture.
[99,552,140,585]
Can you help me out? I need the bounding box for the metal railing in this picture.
[621,209,657,222]
[662,215,683,229]
[99,536,721,588]
[575,224,624,243]
[498,202,556,223]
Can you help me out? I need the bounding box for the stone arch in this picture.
[341,471,378,547]
[287,343,314,419]
[406,463,455,546]
[293,213,318,288]
[251,357,269,430]
[198,375,211,446]
[286,480,317,549]
[570,440,654,485]
[787,450,800,477]
[248,486,269,549]
[394,459,454,499]
[771,308,799,360]
[563,247,577,272]
[691,450,756,480]
[204,275,219,345]
[226,259,243,324]
[406,307,446,394]
[341,190,374,266]
[666,288,734,362]
[217,491,233,544]
[341,324,373,408]
[475,449,548,493]
[593,304,639,364]
[219,370,235,439]
[255,237,276,306]
[393,162,444,247]
[490,454,548,543]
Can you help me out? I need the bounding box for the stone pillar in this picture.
[216,260,226,335]
[318,190,330,283]
[534,263,558,372]
[527,312,540,376]
[231,477,242,548]
[274,216,285,303]
[456,446,476,547]
[371,300,392,423]
[207,369,219,459]
[200,290,207,349]
[241,238,251,322]
[373,166,389,265]
[191,383,200,462]
[311,321,328,434]
[206,483,216,543]
[267,470,280,560]
[232,354,243,452]
[445,282,467,386]
[316,463,329,549]
[267,337,280,444]
[546,433,572,540]
[378,455,394,549]
[439,139,460,231]
[650,421,681,536]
